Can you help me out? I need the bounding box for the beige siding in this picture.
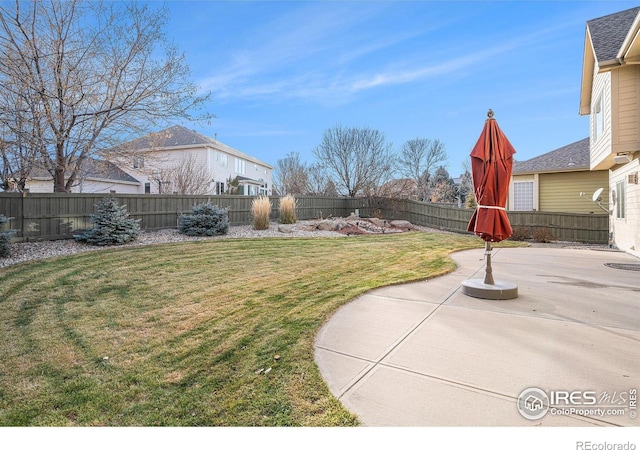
[538,171,609,214]
[610,156,640,257]
[612,66,640,150]
[590,69,612,170]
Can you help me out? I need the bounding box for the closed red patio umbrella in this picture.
[463,110,518,299]
[467,109,515,243]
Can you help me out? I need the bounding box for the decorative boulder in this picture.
[390,220,414,229]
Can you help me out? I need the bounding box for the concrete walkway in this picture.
[315,246,640,426]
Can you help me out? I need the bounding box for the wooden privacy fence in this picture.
[0,193,609,244]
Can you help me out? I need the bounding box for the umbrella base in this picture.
[461,279,518,300]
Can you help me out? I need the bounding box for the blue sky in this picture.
[163,1,640,176]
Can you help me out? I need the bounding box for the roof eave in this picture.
[512,167,591,176]
[580,28,597,116]
[617,10,640,60]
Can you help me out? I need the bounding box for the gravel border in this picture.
[0,220,351,269]
[0,219,456,269]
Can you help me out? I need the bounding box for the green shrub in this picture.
[251,196,272,230]
[279,194,297,224]
[178,202,229,236]
[0,214,16,258]
[74,196,141,246]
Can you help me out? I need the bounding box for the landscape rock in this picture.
[367,217,388,228]
[278,224,295,233]
[316,220,337,231]
[390,220,414,229]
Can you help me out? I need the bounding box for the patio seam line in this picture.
[438,302,640,335]
[353,361,619,427]
[361,292,445,306]
[333,274,473,401]
[328,247,498,400]
[317,345,615,427]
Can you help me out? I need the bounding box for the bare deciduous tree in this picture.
[312,125,394,197]
[168,153,212,195]
[307,162,334,196]
[273,152,309,195]
[398,138,447,201]
[0,0,211,192]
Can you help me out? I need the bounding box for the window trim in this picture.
[615,180,626,219]
[594,93,604,142]
[513,181,534,211]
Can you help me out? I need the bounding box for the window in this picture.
[616,180,626,219]
[594,95,604,141]
[220,154,228,167]
[158,180,172,194]
[235,158,246,175]
[513,181,534,211]
[144,182,150,194]
[133,156,144,169]
[216,181,225,195]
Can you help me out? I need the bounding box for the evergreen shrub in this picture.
[74,196,141,246]
[178,202,229,236]
[0,214,16,257]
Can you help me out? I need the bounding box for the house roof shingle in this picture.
[120,125,273,169]
[512,138,590,174]
[587,6,640,63]
[31,158,139,183]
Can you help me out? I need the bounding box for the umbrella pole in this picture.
[484,241,495,285]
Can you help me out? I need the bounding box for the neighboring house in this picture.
[508,138,609,214]
[110,125,273,196]
[580,7,640,257]
[377,178,419,199]
[24,158,140,193]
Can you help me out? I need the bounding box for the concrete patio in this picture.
[315,246,640,426]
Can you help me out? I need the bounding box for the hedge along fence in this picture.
[0,193,609,243]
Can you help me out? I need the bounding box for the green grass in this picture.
[0,232,520,426]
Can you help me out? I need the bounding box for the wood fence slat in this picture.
[0,193,609,244]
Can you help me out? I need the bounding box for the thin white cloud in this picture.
[198,2,381,94]
[198,5,576,107]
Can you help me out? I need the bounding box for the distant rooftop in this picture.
[513,138,590,174]
[31,158,139,183]
[119,125,273,169]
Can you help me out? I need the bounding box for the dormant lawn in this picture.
[0,232,518,426]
